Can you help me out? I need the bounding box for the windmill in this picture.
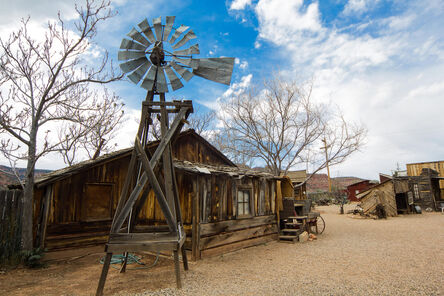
[96,16,235,295]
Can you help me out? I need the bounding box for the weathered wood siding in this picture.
[33,132,241,250]
[195,174,278,259]
[407,162,444,197]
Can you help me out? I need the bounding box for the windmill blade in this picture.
[127,28,151,47]
[173,44,200,56]
[172,30,197,50]
[163,16,175,41]
[193,57,235,85]
[164,65,184,91]
[169,25,189,44]
[120,39,146,51]
[172,56,199,69]
[120,57,147,73]
[156,66,169,93]
[118,50,146,61]
[127,61,151,84]
[138,18,156,43]
[141,65,157,91]
[152,17,162,41]
[170,61,194,82]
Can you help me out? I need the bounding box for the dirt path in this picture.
[2,205,443,295]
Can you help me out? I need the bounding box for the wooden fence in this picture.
[0,189,23,265]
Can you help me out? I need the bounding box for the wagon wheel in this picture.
[316,216,325,234]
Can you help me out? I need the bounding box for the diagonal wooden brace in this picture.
[134,138,176,231]
[111,106,190,233]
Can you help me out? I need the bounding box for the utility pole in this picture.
[321,137,332,193]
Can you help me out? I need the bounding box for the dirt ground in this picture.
[1,204,443,296]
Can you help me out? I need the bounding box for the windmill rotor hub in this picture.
[149,42,165,66]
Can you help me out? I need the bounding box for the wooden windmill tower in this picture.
[95,16,235,295]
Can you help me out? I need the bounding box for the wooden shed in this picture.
[28,130,282,260]
[357,180,398,217]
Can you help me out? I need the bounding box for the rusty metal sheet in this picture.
[172,56,199,69]
[120,39,146,51]
[119,57,147,73]
[173,44,200,56]
[118,50,146,61]
[138,19,156,43]
[141,65,157,90]
[153,17,162,41]
[164,65,184,91]
[169,25,189,44]
[163,16,175,41]
[127,28,151,47]
[193,57,235,85]
[170,61,193,82]
[127,61,150,84]
[156,66,169,93]
[172,30,197,49]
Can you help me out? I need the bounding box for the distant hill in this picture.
[306,173,363,193]
[0,165,52,186]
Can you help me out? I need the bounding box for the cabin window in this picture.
[413,184,420,200]
[237,189,251,217]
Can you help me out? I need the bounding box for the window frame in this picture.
[236,187,253,219]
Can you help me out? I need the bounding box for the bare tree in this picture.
[0,0,121,250]
[148,107,216,141]
[58,90,125,165]
[218,74,366,176]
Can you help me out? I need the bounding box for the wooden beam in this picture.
[38,185,53,248]
[96,252,113,296]
[199,224,277,250]
[134,139,176,231]
[191,177,201,260]
[200,215,276,236]
[200,234,277,259]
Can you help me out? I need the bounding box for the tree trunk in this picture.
[21,130,37,251]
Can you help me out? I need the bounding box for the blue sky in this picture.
[1,0,443,180]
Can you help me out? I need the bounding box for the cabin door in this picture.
[81,183,114,221]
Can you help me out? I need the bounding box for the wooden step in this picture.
[278,235,298,243]
[282,228,303,233]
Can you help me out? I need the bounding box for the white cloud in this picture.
[342,0,379,16]
[238,0,444,178]
[229,0,253,11]
[239,61,249,69]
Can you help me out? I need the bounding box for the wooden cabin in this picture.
[29,130,282,260]
[407,161,444,204]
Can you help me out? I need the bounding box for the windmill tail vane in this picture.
[118,16,235,93]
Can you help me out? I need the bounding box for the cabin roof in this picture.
[282,170,307,183]
[175,160,277,179]
[356,179,391,199]
[31,129,237,187]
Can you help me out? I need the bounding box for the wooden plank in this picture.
[96,252,113,296]
[191,176,200,260]
[200,215,276,236]
[109,232,177,242]
[200,233,277,258]
[39,185,53,248]
[205,178,212,222]
[200,224,277,250]
[105,241,179,253]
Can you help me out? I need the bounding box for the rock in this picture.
[298,231,308,242]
